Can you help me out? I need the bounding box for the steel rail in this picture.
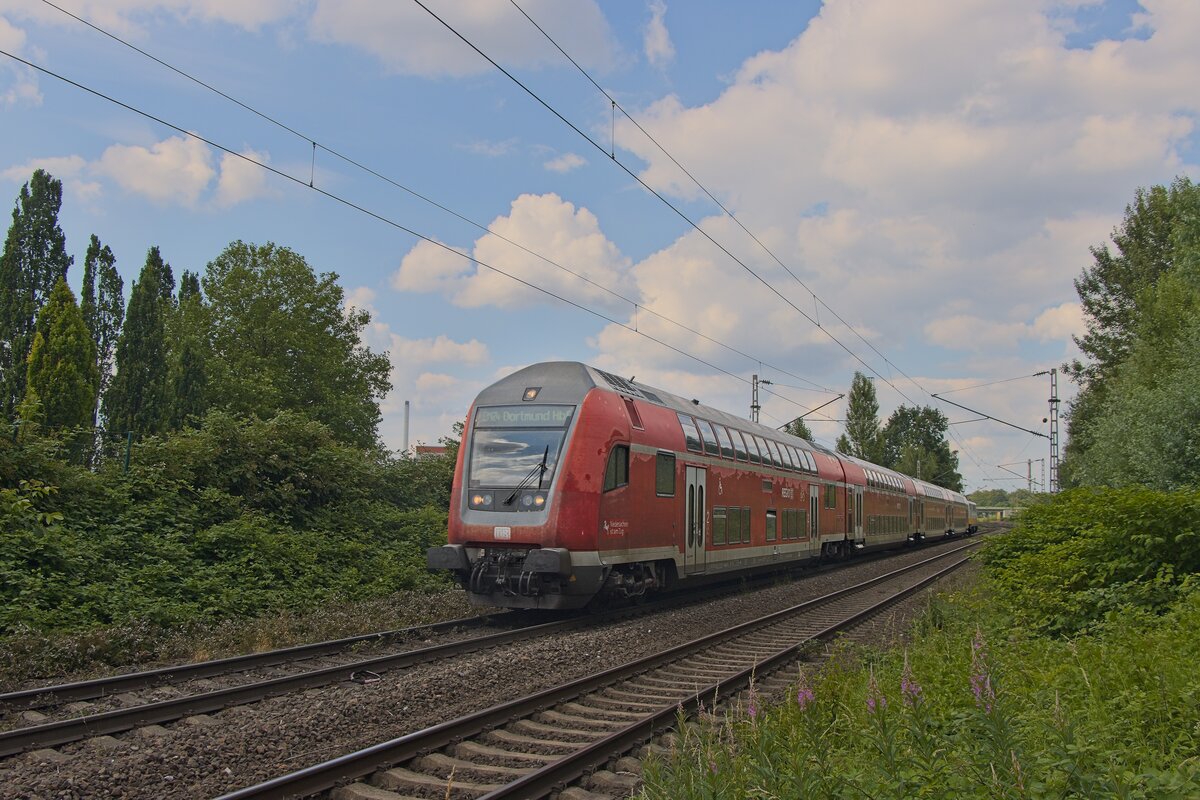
[0,611,605,756]
[215,541,979,800]
[0,612,511,712]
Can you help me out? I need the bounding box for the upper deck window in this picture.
[715,425,736,459]
[698,420,721,456]
[677,413,702,453]
[732,430,749,462]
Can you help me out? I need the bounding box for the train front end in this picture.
[426,363,611,609]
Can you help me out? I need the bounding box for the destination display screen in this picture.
[475,405,574,429]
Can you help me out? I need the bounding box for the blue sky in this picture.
[2,0,1198,493]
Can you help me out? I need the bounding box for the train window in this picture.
[713,507,727,545]
[766,509,777,542]
[798,509,808,539]
[744,433,762,464]
[760,438,780,468]
[656,452,676,496]
[732,430,749,462]
[698,420,721,456]
[603,445,629,492]
[726,505,741,544]
[805,451,817,473]
[782,446,799,471]
[677,413,702,453]
[824,485,836,509]
[715,425,736,459]
[623,397,644,430]
[770,441,786,469]
[741,507,752,543]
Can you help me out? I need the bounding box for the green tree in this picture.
[103,248,171,438]
[837,372,881,462]
[79,234,124,419]
[1062,177,1200,479]
[167,271,209,429]
[878,404,962,490]
[18,279,98,430]
[784,417,814,441]
[1062,177,1200,485]
[202,241,392,449]
[0,170,74,420]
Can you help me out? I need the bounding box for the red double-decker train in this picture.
[427,362,975,610]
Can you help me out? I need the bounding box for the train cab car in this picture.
[428,362,847,609]
[427,361,972,610]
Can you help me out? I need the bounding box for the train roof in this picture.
[477,362,965,503]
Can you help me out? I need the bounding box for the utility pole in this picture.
[1049,367,1060,492]
[751,375,772,422]
[1027,458,1032,493]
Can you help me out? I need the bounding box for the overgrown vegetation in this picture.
[0,412,456,636]
[0,170,458,671]
[642,584,1200,798]
[640,176,1200,798]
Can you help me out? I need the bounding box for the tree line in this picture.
[784,374,964,492]
[0,169,392,453]
[1062,176,1200,489]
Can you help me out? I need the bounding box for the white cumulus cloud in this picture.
[643,0,674,69]
[307,0,618,77]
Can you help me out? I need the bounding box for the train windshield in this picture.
[468,405,574,488]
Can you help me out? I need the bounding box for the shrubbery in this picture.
[0,411,454,634]
[641,585,1200,800]
[979,487,1200,635]
[639,488,1200,799]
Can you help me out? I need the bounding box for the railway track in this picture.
[0,534,981,761]
[217,540,980,800]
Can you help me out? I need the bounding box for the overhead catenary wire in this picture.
[35,0,836,398]
[502,0,1009,488]
[408,0,920,407]
[0,46,836,423]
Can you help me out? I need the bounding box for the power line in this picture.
[35,0,837,399]
[0,46,836,423]
[935,372,1047,395]
[409,0,922,407]
[459,0,999,487]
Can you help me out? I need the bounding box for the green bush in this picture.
[0,413,454,635]
[979,487,1200,635]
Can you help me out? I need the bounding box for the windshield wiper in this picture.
[503,445,550,506]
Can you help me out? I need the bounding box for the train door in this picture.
[809,485,820,541]
[853,487,864,540]
[685,466,707,574]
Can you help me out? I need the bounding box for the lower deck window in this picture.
[655,452,675,496]
[766,509,777,541]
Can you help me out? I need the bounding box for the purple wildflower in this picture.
[747,687,759,720]
[796,677,815,713]
[709,758,718,776]
[970,628,995,712]
[866,668,887,714]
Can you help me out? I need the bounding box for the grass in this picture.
[639,582,1200,799]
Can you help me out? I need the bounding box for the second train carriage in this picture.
[427,362,972,609]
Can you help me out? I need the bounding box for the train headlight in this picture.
[534,494,546,507]
[521,494,534,507]
[471,493,494,508]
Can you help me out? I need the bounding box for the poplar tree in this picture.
[168,270,208,429]
[0,170,74,420]
[80,234,124,417]
[19,279,98,430]
[103,248,170,438]
[836,372,882,461]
